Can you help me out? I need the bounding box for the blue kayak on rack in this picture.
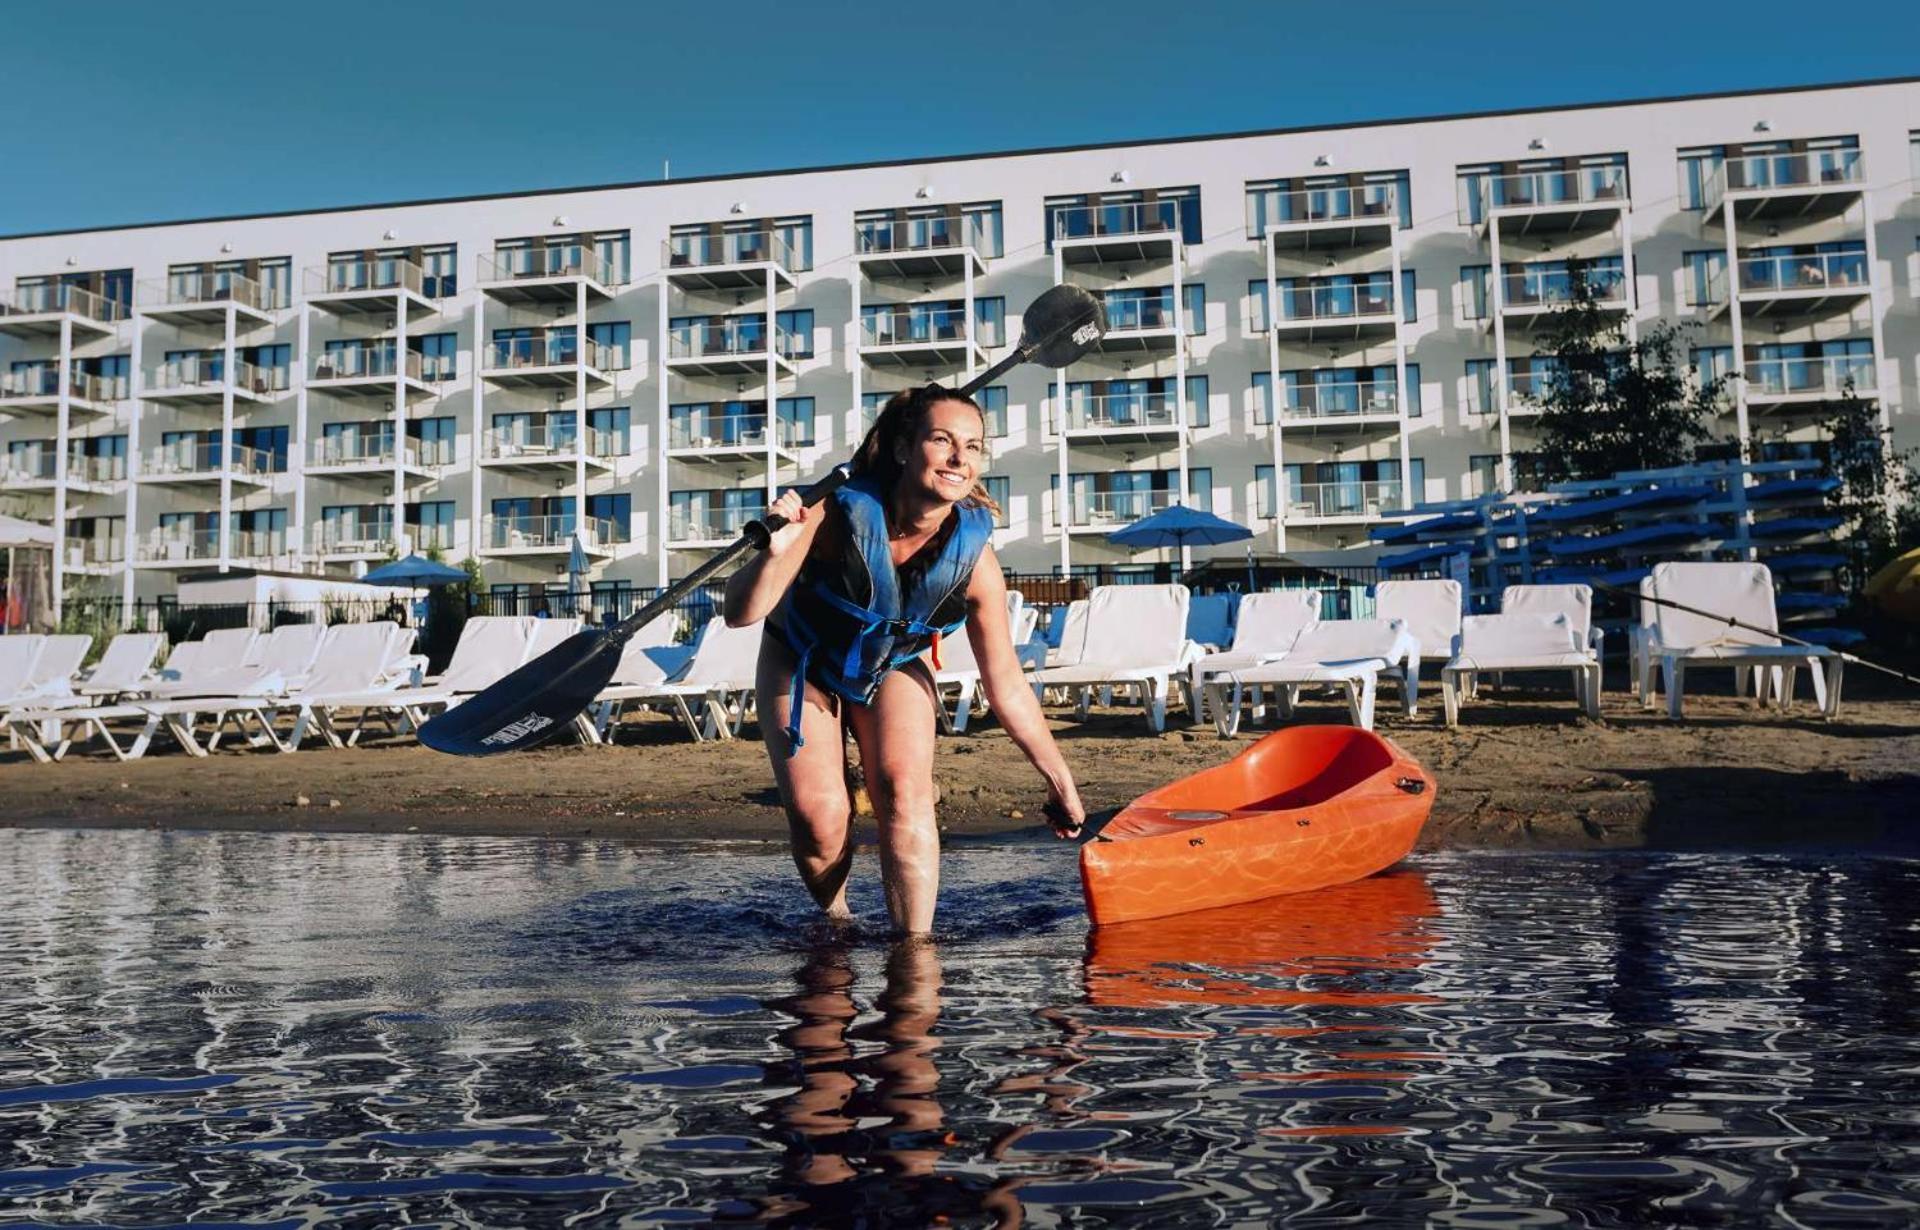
[1748,513,1845,540]
[1543,521,1717,558]
[1528,484,1716,525]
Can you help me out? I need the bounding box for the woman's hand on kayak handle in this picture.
[1044,781,1086,840]
[763,489,811,559]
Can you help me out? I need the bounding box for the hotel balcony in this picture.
[667,505,763,550]
[309,343,438,404]
[666,410,800,463]
[132,527,289,570]
[0,450,125,495]
[136,442,277,490]
[0,367,123,419]
[142,357,283,407]
[1479,165,1628,237]
[1089,292,1186,355]
[476,245,616,305]
[311,521,399,561]
[1261,185,1399,253]
[65,535,127,576]
[303,259,439,321]
[1055,392,1184,446]
[0,284,127,341]
[136,272,279,328]
[857,305,989,369]
[1495,262,1629,332]
[1743,354,1877,415]
[1467,367,1554,419]
[854,218,986,281]
[307,435,438,484]
[1268,283,1398,343]
[475,420,619,474]
[663,230,800,293]
[479,514,618,558]
[1705,249,1871,320]
[665,317,800,379]
[1270,379,1407,436]
[478,336,613,390]
[1284,480,1407,525]
[1059,488,1179,534]
[1052,201,1185,265]
[1702,150,1866,226]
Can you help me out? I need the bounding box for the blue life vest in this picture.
[769,476,993,753]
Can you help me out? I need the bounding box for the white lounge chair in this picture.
[1442,613,1600,727]
[1186,590,1320,723]
[1374,579,1461,716]
[147,623,325,701]
[1634,562,1842,720]
[580,612,682,743]
[932,593,1038,735]
[1030,584,1192,732]
[0,633,90,708]
[302,615,544,745]
[1498,582,1603,709]
[1208,618,1419,736]
[131,622,382,756]
[596,617,764,742]
[1045,599,1089,669]
[270,622,426,751]
[76,633,167,701]
[0,634,47,709]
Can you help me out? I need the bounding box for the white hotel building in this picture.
[2,76,1915,615]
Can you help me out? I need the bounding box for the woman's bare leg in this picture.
[846,666,941,936]
[756,638,855,919]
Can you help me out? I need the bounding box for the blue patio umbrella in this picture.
[360,554,470,588]
[1108,503,1257,589]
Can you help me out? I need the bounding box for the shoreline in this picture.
[4,691,1917,853]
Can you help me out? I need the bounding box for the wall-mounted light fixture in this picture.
[383,229,398,241]
[220,242,234,253]
[915,185,934,199]
[729,201,747,214]
[552,215,570,227]
[1110,170,1131,184]
[1528,138,1549,151]
[1753,119,1773,133]
[1314,154,1333,167]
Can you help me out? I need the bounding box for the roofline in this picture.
[5,72,1917,242]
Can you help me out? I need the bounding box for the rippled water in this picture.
[2,830,1918,1228]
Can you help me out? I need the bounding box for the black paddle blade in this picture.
[1021,284,1107,367]
[417,629,622,756]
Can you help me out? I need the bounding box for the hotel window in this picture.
[1690,346,1734,388]
[593,231,631,284]
[982,476,1011,528]
[587,494,631,543]
[79,354,131,399]
[975,297,1006,347]
[773,216,814,271]
[1682,251,1725,307]
[412,332,457,380]
[404,501,455,550]
[588,321,631,369]
[1468,452,1545,497]
[242,344,291,390]
[777,396,816,447]
[408,417,458,465]
[1247,279,1268,332]
[1042,186,1201,250]
[771,309,813,359]
[588,407,631,456]
[1186,376,1210,428]
[976,386,1009,438]
[1244,170,1411,237]
[421,244,457,297]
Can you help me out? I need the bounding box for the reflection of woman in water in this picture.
[759,939,1025,1226]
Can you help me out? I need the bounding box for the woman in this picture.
[725,385,1087,937]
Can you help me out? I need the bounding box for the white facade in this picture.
[2,76,1915,614]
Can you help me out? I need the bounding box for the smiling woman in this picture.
[723,385,1086,937]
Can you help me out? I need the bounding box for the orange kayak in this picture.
[1079,725,1434,925]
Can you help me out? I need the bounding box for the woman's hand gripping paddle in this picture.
[418,284,1108,758]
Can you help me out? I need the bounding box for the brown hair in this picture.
[850,386,1001,519]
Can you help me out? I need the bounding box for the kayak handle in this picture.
[1395,776,1428,795]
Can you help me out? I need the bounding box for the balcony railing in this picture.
[1273,283,1396,324]
[1702,149,1865,211]
[1286,479,1404,520]
[1481,165,1627,214]
[1099,294,1182,332]
[146,357,282,396]
[1056,392,1181,432]
[859,306,975,346]
[0,367,124,402]
[854,217,975,255]
[67,537,126,568]
[1,451,126,484]
[478,245,616,286]
[1275,380,1405,422]
[1050,200,1185,242]
[664,229,796,271]
[483,514,618,550]
[1258,184,1399,229]
[484,336,612,372]
[1062,489,1178,527]
[0,283,128,324]
[668,318,801,360]
[142,443,275,478]
[481,421,620,460]
[1746,353,1876,399]
[310,434,424,467]
[139,270,279,312]
[306,258,426,297]
[668,412,797,450]
[312,522,396,554]
[412,521,459,552]
[313,344,426,382]
[1502,262,1626,309]
[669,506,764,541]
[135,528,221,563]
[1730,249,1870,298]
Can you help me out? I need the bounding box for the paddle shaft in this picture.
[1590,579,1920,689]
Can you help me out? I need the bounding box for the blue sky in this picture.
[3,0,1913,235]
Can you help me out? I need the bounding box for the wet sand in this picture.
[5,679,1916,852]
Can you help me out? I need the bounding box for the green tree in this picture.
[1821,384,1920,585]
[1531,258,1725,484]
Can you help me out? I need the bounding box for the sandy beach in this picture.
[4,678,1916,852]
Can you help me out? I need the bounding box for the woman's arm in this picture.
[724,490,829,626]
[963,547,1086,836]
